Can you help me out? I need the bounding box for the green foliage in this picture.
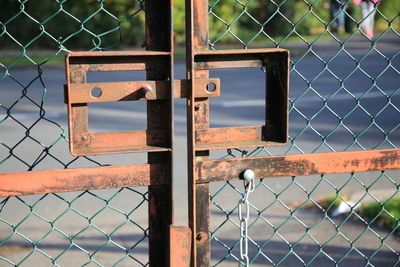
[290,0,329,35]
[0,0,145,50]
[318,194,343,213]
[359,198,400,232]
[208,0,244,43]
[299,193,343,214]
[206,0,332,46]
[174,0,186,44]
[1,0,398,49]
[376,0,400,30]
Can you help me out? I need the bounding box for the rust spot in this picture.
[196,233,203,241]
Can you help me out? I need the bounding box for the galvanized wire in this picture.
[209,0,400,265]
[211,171,399,266]
[1,0,145,172]
[0,0,399,266]
[0,0,148,265]
[0,188,149,266]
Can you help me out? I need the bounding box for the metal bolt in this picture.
[141,86,154,100]
[243,169,254,181]
[81,135,88,141]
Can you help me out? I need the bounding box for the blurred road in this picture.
[0,33,399,265]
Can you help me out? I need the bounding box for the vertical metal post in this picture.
[145,0,174,265]
[186,0,211,266]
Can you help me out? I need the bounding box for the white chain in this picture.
[238,170,255,266]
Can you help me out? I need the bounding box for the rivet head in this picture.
[141,86,154,100]
[243,169,255,181]
[196,233,202,241]
[81,135,88,141]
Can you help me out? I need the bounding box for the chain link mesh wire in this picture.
[0,0,149,265]
[0,188,149,266]
[1,0,399,266]
[208,0,399,265]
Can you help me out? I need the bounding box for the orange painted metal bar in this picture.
[68,78,221,104]
[194,48,289,55]
[77,63,147,72]
[196,126,265,144]
[186,0,211,265]
[66,52,171,73]
[69,81,163,103]
[68,51,172,57]
[194,60,263,70]
[71,130,170,156]
[192,49,289,152]
[196,149,400,183]
[195,126,287,150]
[0,163,168,197]
[169,225,192,267]
[193,49,289,70]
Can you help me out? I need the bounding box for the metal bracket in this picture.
[193,49,290,151]
[170,225,192,267]
[65,51,220,156]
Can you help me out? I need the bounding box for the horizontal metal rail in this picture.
[0,163,168,197]
[195,126,285,150]
[196,149,400,183]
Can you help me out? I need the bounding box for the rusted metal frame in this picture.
[186,0,211,266]
[193,49,289,68]
[66,50,172,57]
[66,64,89,156]
[195,149,400,183]
[186,2,291,265]
[193,49,290,150]
[67,52,171,68]
[71,131,170,156]
[195,126,286,150]
[145,0,174,265]
[66,52,220,156]
[0,164,168,197]
[66,53,174,156]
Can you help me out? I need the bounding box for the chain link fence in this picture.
[208,0,399,265]
[1,1,149,265]
[0,188,149,266]
[1,0,399,266]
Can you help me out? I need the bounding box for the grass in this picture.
[0,52,65,68]
[293,193,343,214]
[303,194,400,233]
[358,197,400,233]
[316,194,343,213]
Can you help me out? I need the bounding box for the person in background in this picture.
[353,0,379,38]
[327,0,346,34]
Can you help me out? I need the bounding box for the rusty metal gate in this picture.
[1,0,399,266]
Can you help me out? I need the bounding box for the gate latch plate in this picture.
[193,49,290,150]
[65,51,221,156]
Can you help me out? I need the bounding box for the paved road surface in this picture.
[0,33,399,266]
